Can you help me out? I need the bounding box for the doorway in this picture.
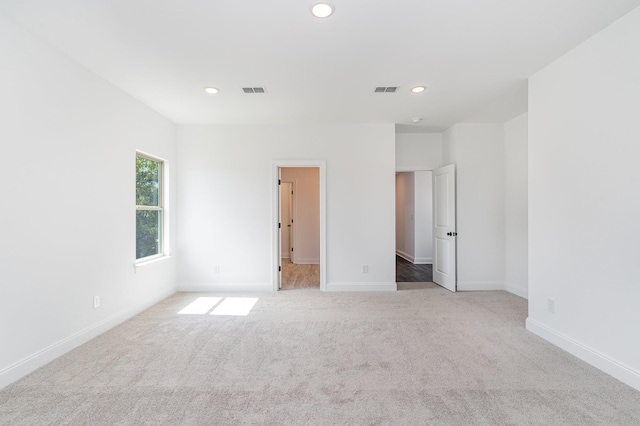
[395,171,434,283]
[394,165,457,292]
[272,161,327,292]
[279,169,320,290]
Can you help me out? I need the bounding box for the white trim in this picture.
[325,282,397,292]
[273,160,327,292]
[180,282,272,293]
[396,250,414,263]
[396,166,433,172]
[0,288,175,390]
[456,281,504,291]
[396,251,432,265]
[505,283,528,299]
[136,150,165,164]
[526,318,640,392]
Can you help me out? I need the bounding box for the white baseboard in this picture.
[293,258,319,265]
[396,251,432,265]
[179,282,272,292]
[396,250,414,263]
[505,283,528,299]
[281,254,290,259]
[0,287,176,390]
[526,318,640,392]
[457,281,504,291]
[325,282,397,292]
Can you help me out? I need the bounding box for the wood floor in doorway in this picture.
[281,258,319,290]
[396,255,433,282]
[282,256,430,289]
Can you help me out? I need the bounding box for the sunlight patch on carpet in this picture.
[177,297,222,314]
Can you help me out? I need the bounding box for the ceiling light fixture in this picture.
[412,117,423,123]
[311,2,334,18]
[411,86,426,94]
[204,87,219,94]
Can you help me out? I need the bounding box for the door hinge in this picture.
[278,266,281,272]
[279,223,281,229]
[278,179,281,185]
[291,190,293,195]
[291,247,294,252]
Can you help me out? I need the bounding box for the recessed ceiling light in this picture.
[204,87,219,94]
[411,86,426,94]
[311,2,334,18]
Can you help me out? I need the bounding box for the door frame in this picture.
[272,160,326,292]
[395,165,456,289]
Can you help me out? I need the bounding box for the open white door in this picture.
[288,183,294,263]
[280,182,292,260]
[432,164,457,292]
[277,169,283,290]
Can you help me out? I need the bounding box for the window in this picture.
[136,153,164,260]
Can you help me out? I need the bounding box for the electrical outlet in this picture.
[362,264,369,273]
[547,298,555,314]
[214,265,220,274]
[93,296,100,309]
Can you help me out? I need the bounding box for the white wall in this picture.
[177,124,396,292]
[414,171,433,264]
[527,6,640,391]
[395,133,442,171]
[442,124,506,291]
[395,172,415,261]
[281,167,320,264]
[504,113,528,298]
[0,15,177,389]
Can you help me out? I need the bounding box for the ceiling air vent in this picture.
[374,86,398,93]
[242,87,266,93]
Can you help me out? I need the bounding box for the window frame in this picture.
[135,151,166,263]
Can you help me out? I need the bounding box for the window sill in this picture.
[134,255,172,272]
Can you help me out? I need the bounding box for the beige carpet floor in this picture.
[1,286,640,425]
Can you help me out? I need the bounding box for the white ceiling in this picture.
[1,0,639,131]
